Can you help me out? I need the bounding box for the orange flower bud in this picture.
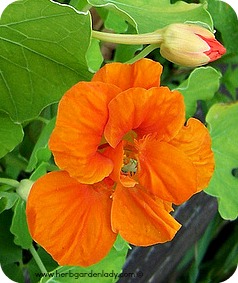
[160,23,226,67]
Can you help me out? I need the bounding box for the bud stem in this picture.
[92,30,163,45]
[126,44,160,64]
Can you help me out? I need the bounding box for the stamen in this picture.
[121,158,138,175]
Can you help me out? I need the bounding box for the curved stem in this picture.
[0,178,19,188]
[92,30,163,45]
[126,44,160,64]
[29,244,48,274]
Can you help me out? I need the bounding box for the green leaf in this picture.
[0,191,19,214]
[2,150,28,179]
[176,215,236,283]
[0,0,92,123]
[222,65,238,101]
[207,0,238,55]
[176,67,221,118]
[206,102,238,220]
[0,111,23,158]
[29,162,55,181]
[114,43,142,62]
[40,235,129,283]
[113,234,130,251]
[1,262,26,283]
[0,210,22,265]
[86,38,103,72]
[1,262,25,283]
[198,220,238,282]
[187,215,222,283]
[26,117,55,172]
[104,10,128,33]
[88,0,213,33]
[10,198,32,249]
[70,0,90,11]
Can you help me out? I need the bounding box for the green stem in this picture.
[0,178,19,188]
[34,116,49,124]
[92,30,163,45]
[81,3,92,12]
[126,44,160,64]
[29,244,48,274]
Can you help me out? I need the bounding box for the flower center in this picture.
[121,158,138,176]
[120,141,139,179]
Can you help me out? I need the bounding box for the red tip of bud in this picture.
[197,34,226,62]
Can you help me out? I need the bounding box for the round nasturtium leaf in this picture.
[88,0,213,33]
[176,66,221,118]
[10,198,32,249]
[206,102,238,220]
[0,111,24,159]
[0,0,92,123]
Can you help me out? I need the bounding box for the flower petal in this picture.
[26,171,117,267]
[169,118,214,190]
[49,82,121,184]
[136,136,197,204]
[104,87,185,148]
[111,184,181,246]
[92,58,162,90]
[102,142,123,183]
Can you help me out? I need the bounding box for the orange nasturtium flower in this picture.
[26,59,214,267]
